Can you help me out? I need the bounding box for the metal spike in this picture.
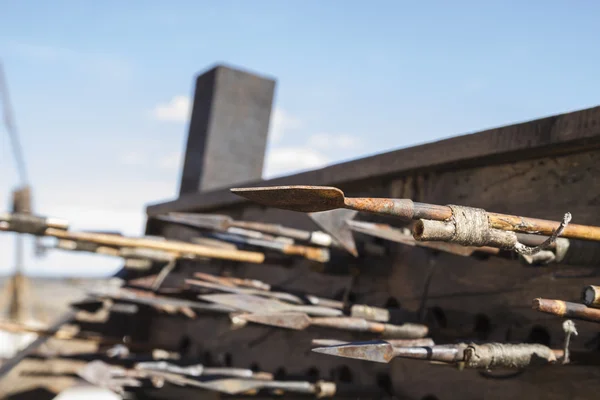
[231,186,345,212]
[312,340,396,363]
[237,312,312,330]
[186,279,304,304]
[198,294,342,317]
[308,209,359,256]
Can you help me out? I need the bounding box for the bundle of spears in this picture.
[3,183,600,398]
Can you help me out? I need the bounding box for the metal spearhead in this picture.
[157,212,231,231]
[186,279,303,304]
[199,293,342,317]
[312,337,435,347]
[308,209,359,257]
[313,342,460,364]
[237,312,312,330]
[231,186,345,213]
[312,340,396,363]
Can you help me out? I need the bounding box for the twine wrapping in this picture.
[463,343,556,369]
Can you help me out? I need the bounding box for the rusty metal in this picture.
[210,231,329,262]
[192,274,391,321]
[231,186,346,212]
[90,287,237,315]
[313,341,561,369]
[0,220,266,263]
[198,294,343,317]
[231,185,600,242]
[305,295,345,309]
[0,212,69,233]
[161,211,337,248]
[348,304,390,322]
[308,209,359,256]
[349,220,500,257]
[11,186,31,214]
[311,337,435,347]
[238,312,428,338]
[135,361,273,380]
[533,298,600,323]
[78,361,143,395]
[193,272,271,291]
[582,285,600,308]
[136,369,267,395]
[185,279,304,304]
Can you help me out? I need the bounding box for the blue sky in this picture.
[1,0,600,277]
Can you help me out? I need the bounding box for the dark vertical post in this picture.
[179,64,276,194]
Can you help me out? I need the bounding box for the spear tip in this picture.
[230,186,345,213]
[312,341,395,363]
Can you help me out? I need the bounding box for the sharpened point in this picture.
[237,312,312,330]
[230,186,346,213]
[312,340,395,363]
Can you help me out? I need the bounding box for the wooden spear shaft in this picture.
[21,228,265,264]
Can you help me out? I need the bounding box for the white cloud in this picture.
[269,108,301,143]
[307,133,362,150]
[152,95,191,122]
[263,147,330,179]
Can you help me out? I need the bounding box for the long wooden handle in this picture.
[45,228,265,264]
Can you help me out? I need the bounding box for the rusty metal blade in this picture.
[308,209,359,257]
[199,293,289,314]
[186,279,303,304]
[312,338,435,347]
[161,374,265,394]
[238,312,312,330]
[198,294,342,317]
[90,287,236,314]
[312,340,395,363]
[230,186,345,213]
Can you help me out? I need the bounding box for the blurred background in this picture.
[1,1,600,398]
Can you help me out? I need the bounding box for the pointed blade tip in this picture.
[311,342,393,363]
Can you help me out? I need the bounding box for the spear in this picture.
[199,294,343,317]
[89,286,238,317]
[185,278,305,304]
[134,361,273,380]
[208,231,330,263]
[79,360,265,395]
[193,272,271,291]
[0,211,265,263]
[157,212,342,251]
[236,312,428,338]
[347,220,500,257]
[312,340,561,368]
[190,279,390,321]
[194,272,341,309]
[307,209,359,257]
[311,338,435,347]
[231,185,594,242]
